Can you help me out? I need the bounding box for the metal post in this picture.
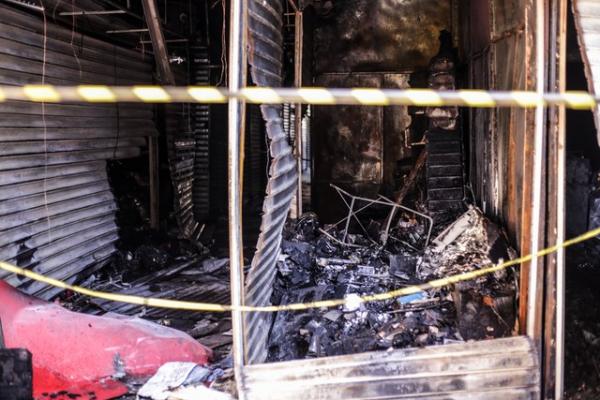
[527,0,546,341]
[294,10,304,217]
[228,0,248,397]
[555,0,567,397]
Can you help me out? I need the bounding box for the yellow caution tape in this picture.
[0,85,598,108]
[1,226,599,313]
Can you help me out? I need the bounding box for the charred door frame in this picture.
[519,0,567,398]
[541,0,568,398]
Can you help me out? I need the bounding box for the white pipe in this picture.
[555,0,568,397]
[526,0,546,340]
[228,0,248,398]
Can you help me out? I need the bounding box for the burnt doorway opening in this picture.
[564,1,600,398]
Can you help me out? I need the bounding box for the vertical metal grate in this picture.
[191,45,211,222]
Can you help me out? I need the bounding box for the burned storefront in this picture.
[0,0,593,399]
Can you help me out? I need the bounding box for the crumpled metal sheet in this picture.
[245,0,298,364]
[242,336,539,400]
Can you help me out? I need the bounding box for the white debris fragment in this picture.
[431,207,475,252]
[167,385,234,400]
[137,362,211,400]
[343,293,363,312]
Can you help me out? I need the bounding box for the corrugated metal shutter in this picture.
[0,5,157,299]
[191,45,211,222]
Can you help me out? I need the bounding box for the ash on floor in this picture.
[267,207,519,362]
[565,241,600,400]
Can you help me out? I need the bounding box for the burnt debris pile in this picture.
[267,207,519,362]
[66,235,235,362]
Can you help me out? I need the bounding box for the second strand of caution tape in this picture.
[0,226,598,313]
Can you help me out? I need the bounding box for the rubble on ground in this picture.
[267,206,518,362]
[66,237,234,361]
[61,196,520,394]
[137,360,234,400]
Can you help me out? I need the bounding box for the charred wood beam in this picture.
[394,149,428,205]
[141,0,175,85]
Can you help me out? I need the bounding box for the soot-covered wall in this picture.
[310,0,453,221]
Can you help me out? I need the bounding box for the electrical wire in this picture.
[69,0,82,80]
[212,0,227,86]
[39,0,52,245]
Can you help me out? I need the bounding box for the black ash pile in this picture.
[267,207,518,362]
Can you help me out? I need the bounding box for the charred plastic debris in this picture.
[267,195,519,362]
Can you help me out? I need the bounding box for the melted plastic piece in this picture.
[0,281,211,399]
